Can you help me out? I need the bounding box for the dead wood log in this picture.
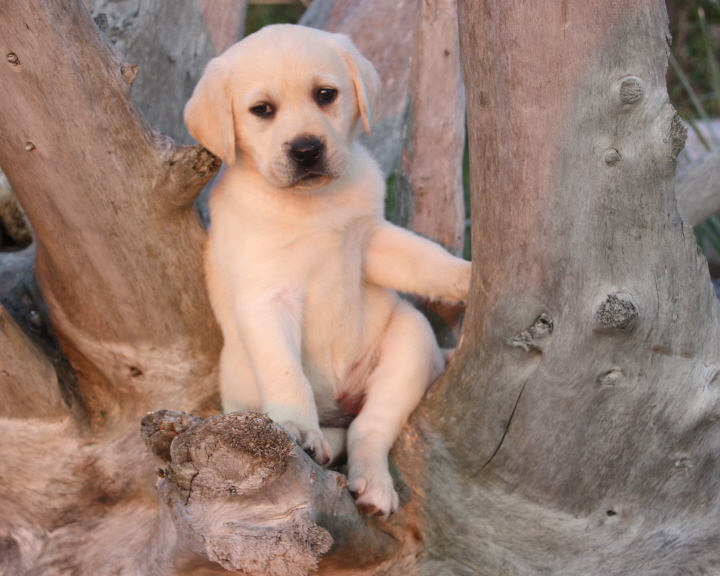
[140,410,401,576]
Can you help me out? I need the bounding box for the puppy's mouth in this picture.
[290,169,333,188]
[298,171,327,182]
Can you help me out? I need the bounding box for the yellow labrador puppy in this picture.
[184,24,471,517]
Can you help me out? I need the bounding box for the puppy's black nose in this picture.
[289,137,324,168]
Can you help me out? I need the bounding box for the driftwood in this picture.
[4,0,720,574]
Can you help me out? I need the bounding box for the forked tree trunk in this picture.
[2,0,720,574]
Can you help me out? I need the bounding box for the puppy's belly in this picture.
[302,284,397,423]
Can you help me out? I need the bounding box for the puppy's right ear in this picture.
[184,57,236,166]
[333,34,381,135]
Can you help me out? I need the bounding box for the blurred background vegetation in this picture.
[668,0,720,121]
[667,0,720,274]
[245,1,307,36]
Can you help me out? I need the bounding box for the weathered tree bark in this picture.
[0,303,67,419]
[401,0,720,572]
[0,2,224,570]
[0,0,223,427]
[392,0,467,340]
[3,0,720,574]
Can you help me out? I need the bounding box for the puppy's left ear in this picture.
[184,56,236,165]
[334,34,381,135]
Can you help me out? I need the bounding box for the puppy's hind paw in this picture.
[348,466,399,520]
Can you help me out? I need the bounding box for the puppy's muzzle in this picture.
[289,136,325,170]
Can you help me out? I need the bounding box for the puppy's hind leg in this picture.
[347,299,443,518]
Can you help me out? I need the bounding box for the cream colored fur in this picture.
[184,24,471,517]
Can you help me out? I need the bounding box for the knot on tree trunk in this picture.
[507,313,554,352]
[595,293,638,330]
[161,144,222,207]
[141,410,334,576]
[669,113,688,160]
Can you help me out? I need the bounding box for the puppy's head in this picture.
[184,25,380,191]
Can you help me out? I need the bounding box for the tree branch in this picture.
[395,0,466,256]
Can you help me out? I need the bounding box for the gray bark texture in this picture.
[410,0,720,573]
[2,0,720,575]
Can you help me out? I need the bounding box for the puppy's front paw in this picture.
[348,461,399,519]
[448,260,471,304]
[267,409,333,465]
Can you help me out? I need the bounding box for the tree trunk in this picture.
[401,0,720,572]
[0,1,224,569]
[3,0,720,574]
[676,146,720,225]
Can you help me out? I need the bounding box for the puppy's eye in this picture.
[250,103,274,118]
[316,88,337,105]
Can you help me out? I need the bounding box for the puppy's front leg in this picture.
[233,289,332,464]
[365,222,471,303]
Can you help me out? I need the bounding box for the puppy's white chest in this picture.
[209,181,385,390]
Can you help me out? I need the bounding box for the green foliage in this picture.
[668,1,720,116]
[244,2,307,37]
